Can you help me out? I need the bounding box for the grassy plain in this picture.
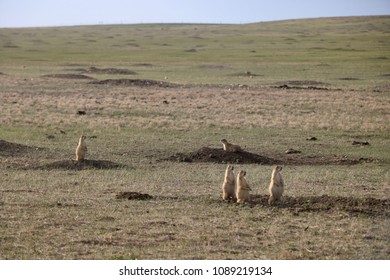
[0,16,389,260]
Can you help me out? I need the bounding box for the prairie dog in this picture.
[222,165,236,201]
[75,135,87,161]
[236,170,252,203]
[268,166,284,206]
[221,139,243,152]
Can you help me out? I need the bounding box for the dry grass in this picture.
[1,164,389,260]
[1,76,389,131]
[1,79,389,260]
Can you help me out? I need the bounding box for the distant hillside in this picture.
[1,16,389,87]
[248,15,390,34]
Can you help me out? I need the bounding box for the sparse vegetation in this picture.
[0,16,389,260]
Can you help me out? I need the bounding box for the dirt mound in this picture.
[84,66,137,75]
[229,71,262,77]
[274,84,331,90]
[273,80,336,90]
[352,140,370,146]
[165,147,375,165]
[339,77,361,81]
[37,159,125,170]
[0,140,45,156]
[251,194,390,218]
[115,191,153,200]
[89,78,178,88]
[42,74,94,80]
[167,147,277,164]
[280,80,330,86]
[199,64,233,71]
[132,63,154,67]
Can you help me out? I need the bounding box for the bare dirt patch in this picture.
[166,147,276,164]
[165,147,374,165]
[132,63,154,67]
[273,80,335,90]
[352,140,370,146]
[115,191,153,200]
[83,66,137,75]
[279,80,330,86]
[199,64,234,71]
[42,74,94,80]
[36,159,125,170]
[339,77,361,81]
[89,78,179,88]
[0,140,45,157]
[250,194,390,218]
[274,85,331,91]
[0,140,50,169]
[228,71,262,77]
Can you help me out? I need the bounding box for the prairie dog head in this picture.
[272,165,282,174]
[224,165,235,184]
[226,165,234,172]
[237,170,251,191]
[220,139,228,144]
[79,135,86,143]
[238,170,247,179]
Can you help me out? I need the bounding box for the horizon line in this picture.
[0,14,389,29]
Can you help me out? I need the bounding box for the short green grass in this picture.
[0,16,389,260]
[1,16,389,87]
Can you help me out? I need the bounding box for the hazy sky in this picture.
[1,0,389,27]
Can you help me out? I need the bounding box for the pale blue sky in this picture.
[0,0,389,27]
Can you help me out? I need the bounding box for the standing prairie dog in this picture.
[75,135,87,161]
[268,166,284,206]
[236,170,252,204]
[221,139,243,152]
[222,165,236,201]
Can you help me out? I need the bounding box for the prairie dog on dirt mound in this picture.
[221,139,243,152]
[236,170,252,203]
[75,135,87,161]
[222,165,236,201]
[268,166,284,206]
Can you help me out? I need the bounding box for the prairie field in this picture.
[0,16,389,260]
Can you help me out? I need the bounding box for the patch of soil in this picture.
[166,147,277,164]
[132,63,154,67]
[285,148,301,154]
[273,80,335,91]
[352,140,370,146]
[3,44,19,48]
[280,80,330,86]
[199,64,234,71]
[228,71,262,77]
[42,74,94,79]
[0,140,45,157]
[274,84,331,91]
[165,147,376,165]
[84,66,137,75]
[89,78,178,88]
[251,194,390,218]
[36,159,125,170]
[339,77,361,81]
[115,191,153,200]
